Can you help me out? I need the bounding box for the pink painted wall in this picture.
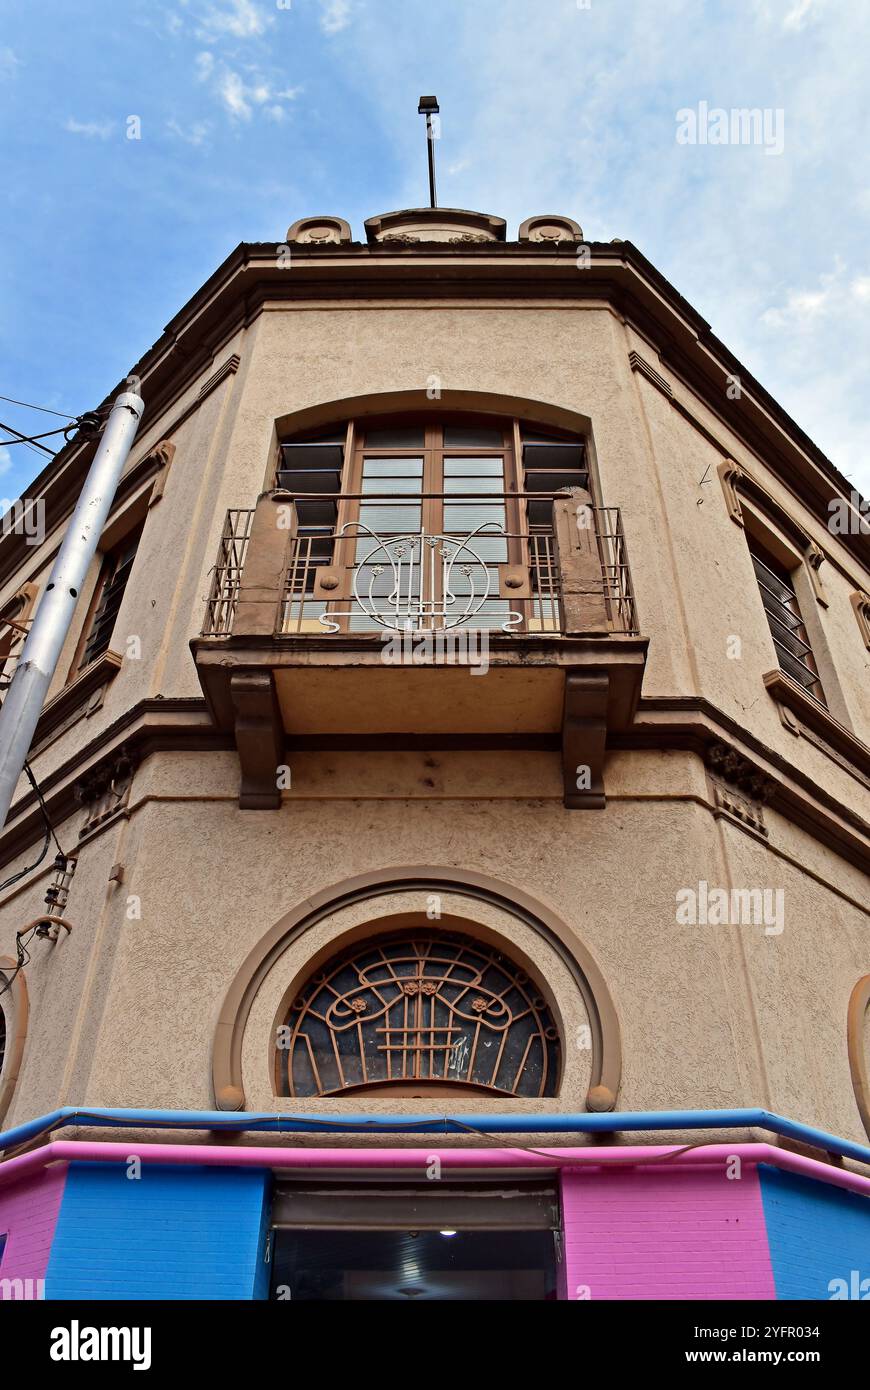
[559,1164,776,1300]
[0,1162,66,1299]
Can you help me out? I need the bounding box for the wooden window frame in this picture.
[279,412,587,634]
[69,525,143,680]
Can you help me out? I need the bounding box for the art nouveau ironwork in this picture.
[318,521,522,634]
[277,930,561,1098]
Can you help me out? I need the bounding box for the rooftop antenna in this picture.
[417,95,440,208]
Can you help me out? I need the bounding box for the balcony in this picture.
[191,489,648,808]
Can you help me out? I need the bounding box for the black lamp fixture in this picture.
[417,95,440,208]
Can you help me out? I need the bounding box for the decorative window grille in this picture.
[278,930,560,1098]
[747,536,826,705]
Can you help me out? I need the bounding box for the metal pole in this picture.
[425,113,437,208]
[0,388,144,828]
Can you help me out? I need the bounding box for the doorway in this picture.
[269,1179,560,1302]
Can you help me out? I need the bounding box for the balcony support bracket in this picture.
[562,671,609,809]
[231,671,283,809]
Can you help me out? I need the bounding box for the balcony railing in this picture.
[203,507,254,636]
[202,495,639,639]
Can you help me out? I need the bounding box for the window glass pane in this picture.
[358,504,422,534]
[443,457,504,477]
[444,502,506,533]
[361,458,424,478]
[448,566,500,598]
[446,534,508,563]
[361,475,422,495]
[364,427,425,448]
[444,476,504,494]
[443,425,504,448]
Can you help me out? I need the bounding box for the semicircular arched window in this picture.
[277,930,561,1098]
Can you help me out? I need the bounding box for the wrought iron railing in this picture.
[202,508,254,636]
[595,507,638,635]
[201,497,639,638]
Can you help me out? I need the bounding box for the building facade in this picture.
[0,205,868,1301]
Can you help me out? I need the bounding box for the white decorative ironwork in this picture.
[318,522,523,634]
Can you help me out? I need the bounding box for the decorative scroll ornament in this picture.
[319,522,522,634]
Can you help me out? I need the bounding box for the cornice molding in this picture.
[29,650,123,757]
[763,669,870,782]
[0,693,867,880]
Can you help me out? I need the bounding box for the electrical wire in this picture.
[23,761,65,859]
[0,394,77,419]
[0,763,67,998]
[0,423,69,446]
[0,814,51,897]
[0,421,57,458]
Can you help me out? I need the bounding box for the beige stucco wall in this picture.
[1,745,867,1151]
[0,280,867,1145]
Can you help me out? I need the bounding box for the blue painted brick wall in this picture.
[759,1165,870,1300]
[46,1163,271,1300]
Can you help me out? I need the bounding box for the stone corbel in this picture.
[718,459,745,527]
[850,590,870,650]
[73,743,138,835]
[705,741,777,836]
[562,672,609,809]
[145,440,176,506]
[231,671,284,809]
[803,540,828,607]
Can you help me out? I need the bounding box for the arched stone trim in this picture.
[0,956,29,1125]
[847,975,870,1140]
[272,388,594,447]
[0,581,39,667]
[213,867,621,1114]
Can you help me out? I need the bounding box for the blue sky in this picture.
[1,0,868,502]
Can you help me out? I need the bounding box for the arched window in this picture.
[277,413,587,635]
[277,929,561,1098]
[0,584,39,699]
[0,1002,5,1081]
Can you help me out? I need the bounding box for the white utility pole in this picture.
[0,387,144,829]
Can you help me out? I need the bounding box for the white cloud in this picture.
[333,0,868,492]
[199,0,272,40]
[64,118,114,139]
[851,276,870,302]
[320,0,351,36]
[219,69,252,120]
[195,51,214,81]
[0,448,12,477]
[166,117,211,146]
[210,64,300,121]
[783,0,816,31]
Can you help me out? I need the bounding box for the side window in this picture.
[75,527,143,674]
[747,533,826,706]
[0,584,38,697]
